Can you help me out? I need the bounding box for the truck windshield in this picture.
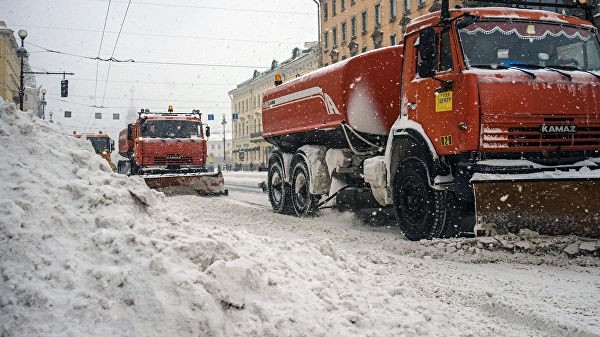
[88,137,111,154]
[141,120,202,139]
[458,20,600,72]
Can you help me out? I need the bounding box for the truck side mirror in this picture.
[109,139,115,152]
[127,124,133,141]
[205,126,210,138]
[417,28,437,78]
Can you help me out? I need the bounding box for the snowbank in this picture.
[0,99,451,336]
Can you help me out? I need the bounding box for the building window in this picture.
[403,0,411,12]
[113,113,120,120]
[324,31,329,50]
[390,0,397,19]
[418,0,426,9]
[351,16,357,37]
[375,3,382,27]
[341,22,347,43]
[95,113,102,119]
[332,27,338,47]
[332,0,337,16]
[64,111,72,118]
[361,11,368,34]
[351,0,356,4]
[390,34,397,45]
[341,0,346,11]
[323,3,328,21]
[362,46,368,53]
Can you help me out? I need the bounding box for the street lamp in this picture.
[40,89,47,119]
[17,29,28,112]
[221,114,227,169]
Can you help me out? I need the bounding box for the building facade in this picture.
[206,139,233,168]
[319,0,460,65]
[0,21,37,112]
[229,43,319,171]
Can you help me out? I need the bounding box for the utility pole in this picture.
[221,114,227,169]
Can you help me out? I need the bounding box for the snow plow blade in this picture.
[473,178,600,238]
[143,171,227,196]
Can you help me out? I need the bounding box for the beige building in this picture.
[0,21,37,112]
[319,0,459,64]
[229,43,319,171]
[206,139,233,168]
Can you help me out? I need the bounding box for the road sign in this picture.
[208,114,214,120]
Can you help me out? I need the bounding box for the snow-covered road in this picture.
[165,172,600,337]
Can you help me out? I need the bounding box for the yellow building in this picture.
[319,0,459,65]
[0,21,37,112]
[0,21,21,104]
[229,43,319,171]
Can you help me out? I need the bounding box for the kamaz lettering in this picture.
[540,125,577,133]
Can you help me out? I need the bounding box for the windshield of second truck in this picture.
[88,137,110,154]
[458,20,600,72]
[141,120,202,139]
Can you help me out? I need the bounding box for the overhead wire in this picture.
[94,0,112,107]
[12,24,306,45]
[101,0,132,106]
[27,41,266,69]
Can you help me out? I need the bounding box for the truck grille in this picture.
[481,116,600,151]
[154,156,193,165]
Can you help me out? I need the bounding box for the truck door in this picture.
[403,26,473,155]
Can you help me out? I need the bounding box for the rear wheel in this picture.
[393,157,449,240]
[268,157,293,214]
[291,156,320,217]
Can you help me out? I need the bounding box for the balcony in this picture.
[250,131,264,142]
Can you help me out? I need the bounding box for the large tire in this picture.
[290,156,320,217]
[392,157,449,241]
[268,156,293,214]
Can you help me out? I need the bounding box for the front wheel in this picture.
[268,156,293,214]
[290,157,320,217]
[392,158,449,241]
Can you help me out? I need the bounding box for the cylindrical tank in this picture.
[262,45,403,150]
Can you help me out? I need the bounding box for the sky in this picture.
[3,0,318,141]
[2,98,600,336]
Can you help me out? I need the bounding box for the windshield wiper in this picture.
[468,63,536,78]
[545,65,600,80]
[544,67,571,80]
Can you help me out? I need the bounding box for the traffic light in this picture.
[60,79,68,97]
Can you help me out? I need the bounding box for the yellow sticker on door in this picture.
[436,91,452,112]
[441,135,452,146]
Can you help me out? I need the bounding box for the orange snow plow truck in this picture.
[72,131,116,171]
[117,107,226,195]
[262,0,600,240]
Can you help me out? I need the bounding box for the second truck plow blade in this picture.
[473,177,600,238]
[143,171,227,196]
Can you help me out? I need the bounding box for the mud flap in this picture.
[143,171,227,196]
[473,179,600,238]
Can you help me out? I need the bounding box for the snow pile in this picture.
[0,100,452,336]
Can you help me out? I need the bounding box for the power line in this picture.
[97,0,313,15]
[95,0,112,106]
[27,41,268,69]
[101,0,132,106]
[46,92,229,104]
[12,24,306,45]
[47,97,228,110]
[71,78,235,86]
